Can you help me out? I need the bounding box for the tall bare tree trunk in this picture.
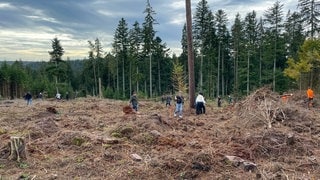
[158,58,161,96]
[185,0,195,108]
[149,54,152,98]
[217,41,221,97]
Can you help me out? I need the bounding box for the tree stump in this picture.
[9,136,27,162]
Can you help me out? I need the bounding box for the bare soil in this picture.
[1,88,320,179]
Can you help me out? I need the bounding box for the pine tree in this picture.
[113,18,129,97]
[48,37,65,93]
[298,0,320,38]
[231,13,244,99]
[172,60,187,93]
[88,38,104,96]
[128,21,143,95]
[264,0,284,92]
[142,0,157,98]
[216,9,229,97]
[243,11,258,95]
[284,11,305,60]
[193,0,215,92]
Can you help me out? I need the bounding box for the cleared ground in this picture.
[0,88,319,179]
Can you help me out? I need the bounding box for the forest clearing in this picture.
[0,87,320,179]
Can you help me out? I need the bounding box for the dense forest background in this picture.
[0,0,320,101]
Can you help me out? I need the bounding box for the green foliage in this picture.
[171,59,187,93]
[103,87,124,100]
[72,137,86,146]
[284,39,320,82]
[298,0,320,38]
[284,57,311,80]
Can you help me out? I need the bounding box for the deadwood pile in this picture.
[0,88,319,179]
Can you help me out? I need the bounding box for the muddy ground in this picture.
[0,88,320,179]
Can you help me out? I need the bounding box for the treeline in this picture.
[1,0,320,100]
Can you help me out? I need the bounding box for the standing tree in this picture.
[180,24,189,77]
[172,60,187,93]
[193,0,215,92]
[113,18,129,97]
[284,39,320,89]
[88,38,104,96]
[264,1,284,92]
[284,11,305,60]
[216,9,229,97]
[231,13,244,99]
[142,0,157,98]
[257,17,265,87]
[48,37,65,93]
[153,36,170,95]
[128,21,143,95]
[298,0,320,39]
[243,10,258,95]
[185,0,195,108]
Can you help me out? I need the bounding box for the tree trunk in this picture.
[149,54,152,98]
[129,61,132,97]
[185,0,195,108]
[217,41,221,97]
[158,58,161,96]
[9,136,27,162]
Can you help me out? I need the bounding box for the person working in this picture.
[307,87,314,108]
[195,92,206,115]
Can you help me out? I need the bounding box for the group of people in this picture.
[24,92,43,105]
[23,91,71,105]
[126,86,316,116]
[129,91,209,118]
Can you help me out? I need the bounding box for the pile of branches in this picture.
[235,87,287,129]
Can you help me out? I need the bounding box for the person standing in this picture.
[25,92,32,105]
[228,95,233,104]
[195,92,206,115]
[66,92,69,101]
[307,87,314,108]
[56,92,61,100]
[217,96,222,107]
[38,92,43,100]
[174,91,184,118]
[166,94,172,107]
[129,91,138,112]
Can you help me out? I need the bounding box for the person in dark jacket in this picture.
[25,92,32,105]
[166,94,172,107]
[129,91,138,111]
[174,91,184,118]
[217,96,222,107]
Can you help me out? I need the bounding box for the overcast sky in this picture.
[0,0,298,61]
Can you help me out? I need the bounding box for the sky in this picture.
[0,0,298,61]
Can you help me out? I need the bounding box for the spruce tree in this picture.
[264,0,284,92]
[298,0,320,38]
[142,0,157,98]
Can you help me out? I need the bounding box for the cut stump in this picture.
[9,136,27,162]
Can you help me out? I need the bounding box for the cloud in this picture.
[0,0,300,61]
[0,2,15,9]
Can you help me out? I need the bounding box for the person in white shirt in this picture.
[56,92,61,100]
[195,92,206,115]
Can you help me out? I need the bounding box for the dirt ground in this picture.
[0,88,320,179]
